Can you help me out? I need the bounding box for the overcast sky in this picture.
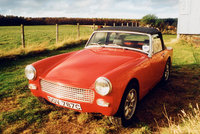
[0,0,179,19]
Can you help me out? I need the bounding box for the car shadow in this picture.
[131,64,200,129]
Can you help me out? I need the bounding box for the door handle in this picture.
[161,53,165,57]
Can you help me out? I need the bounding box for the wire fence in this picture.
[19,22,139,48]
[0,22,140,58]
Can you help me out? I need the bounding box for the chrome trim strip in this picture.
[148,35,153,58]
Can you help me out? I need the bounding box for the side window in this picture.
[89,32,107,44]
[152,35,162,54]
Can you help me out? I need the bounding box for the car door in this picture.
[150,34,166,84]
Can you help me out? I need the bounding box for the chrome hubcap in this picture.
[164,63,170,81]
[124,88,137,120]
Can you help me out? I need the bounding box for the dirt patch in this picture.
[0,97,19,113]
[134,65,200,129]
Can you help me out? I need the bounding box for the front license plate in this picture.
[47,96,82,110]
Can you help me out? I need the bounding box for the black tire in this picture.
[162,59,171,82]
[109,83,138,127]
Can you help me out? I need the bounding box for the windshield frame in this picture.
[85,30,152,56]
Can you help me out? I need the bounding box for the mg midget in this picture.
[25,26,173,126]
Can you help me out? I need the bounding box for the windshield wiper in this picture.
[108,44,124,48]
[90,42,107,47]
[107,43,118,46]
[90,42,102,47]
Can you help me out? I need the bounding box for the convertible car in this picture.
[25,26,173,127]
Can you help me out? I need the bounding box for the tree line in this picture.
[0,15,138,26]
[0,14,177,31]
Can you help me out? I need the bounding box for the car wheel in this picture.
[109,84,138,127]
[162,59,171,82]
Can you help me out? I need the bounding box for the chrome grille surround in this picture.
[40,79,95,103]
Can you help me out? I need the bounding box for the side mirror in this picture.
[142,45,150,52]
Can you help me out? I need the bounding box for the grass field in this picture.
[0,25,93,57]
[0,31,200,133]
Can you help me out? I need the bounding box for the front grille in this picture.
[40,79,95,103]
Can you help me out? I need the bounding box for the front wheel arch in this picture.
[127,78,139,100]
[116,78,139,116]
[109,78,139,127]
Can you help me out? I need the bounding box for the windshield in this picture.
[86,32,150,53]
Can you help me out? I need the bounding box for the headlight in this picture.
[95,77,112,96]
[25,65,36,80]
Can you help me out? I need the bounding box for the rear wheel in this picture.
[109,83,138,127]
[162,59,171,82]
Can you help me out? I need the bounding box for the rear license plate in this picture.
[47,96,82,110]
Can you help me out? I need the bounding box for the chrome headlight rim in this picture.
[95,77,112,96]
[25,65,36,80]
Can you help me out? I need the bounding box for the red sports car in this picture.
[25,27,173,127]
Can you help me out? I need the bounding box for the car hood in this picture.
[42,47,147,88]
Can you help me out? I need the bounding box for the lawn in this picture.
[0,34,200,133]
[0,25,93,57]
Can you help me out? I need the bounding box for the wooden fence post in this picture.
[132,22,134,27]
[104,23,106,27]
[135,22,138,27]
[56,24,59,43]
[127,22,129,27]
[121,23,123,26]
[21,24,25,48]
[113,22,115,27]
[93,23,95,31]
[77,23,80,38]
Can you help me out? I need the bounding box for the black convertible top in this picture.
[97,26,160,35]
[96,26,165,49]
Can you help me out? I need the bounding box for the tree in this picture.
[141,14,158,27]
[155,19,165,31]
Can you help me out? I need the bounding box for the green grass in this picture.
[0,46,84,133]
[0,33,200,133]
[163,34,177,42]
[0,25,93,57]
[158,104,200,134]
[166,39,200,65]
